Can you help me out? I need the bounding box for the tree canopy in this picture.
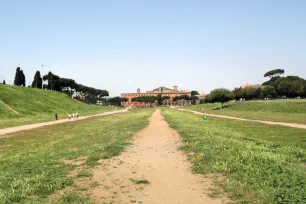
[208,88,234,106]
[132,96,157,103]
[191,90,199,96]
[162,96,170,100]
[43,72,60,90]
[31,71,42,88]
[264,69,284,78]
[108,97,128,106]
[260,85,277,99]
[14,67,26,86]
[173,95,190,101]
[157,94,163,105]
[262,75,306,98]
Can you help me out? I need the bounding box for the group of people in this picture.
[68,112,79,120]
[54,113,79,120]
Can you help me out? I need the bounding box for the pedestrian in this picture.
[68,113,71,120]
[72,113,75,120]
[55,113,58,120]
[76,112,79,120]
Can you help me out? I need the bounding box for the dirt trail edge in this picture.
[89,109,227,204]
[172,107,306,130]
[0,109,128,137]
[0,100,20,115]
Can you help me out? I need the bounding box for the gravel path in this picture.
[88,109,227,204]
[0,109,128,137]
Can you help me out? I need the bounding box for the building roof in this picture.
[241,82,263,89]
[152,86,173,91]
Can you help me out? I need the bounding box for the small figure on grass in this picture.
[55,113,58,120]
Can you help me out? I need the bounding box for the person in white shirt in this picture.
[72,113,75,120]
[68,113,71,120]
[76,112,79,120]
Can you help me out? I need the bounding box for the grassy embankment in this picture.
[162,108,306,204]
[181,100,306,124]
[0,84,117,128]
[0,108,153,203]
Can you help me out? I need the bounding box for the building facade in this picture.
[121,86,191,107]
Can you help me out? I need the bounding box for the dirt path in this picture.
[88,109,226,204]
[172,107,306,130]
[0,109,128,137]
[0,100,20,115]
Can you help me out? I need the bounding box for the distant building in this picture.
[120,86,191,107]
[241,82,263,89]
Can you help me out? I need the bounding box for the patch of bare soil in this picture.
[47,156,92,203]
[87,109,227,204]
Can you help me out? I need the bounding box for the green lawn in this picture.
[0,84,117,128]
[181,100,306,124]
[162,108,306,204]
[0,108,153,203]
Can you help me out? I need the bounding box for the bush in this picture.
[261,86,277,99]
[209,88,234,107]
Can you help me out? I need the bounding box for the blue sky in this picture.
[1,0,305,96]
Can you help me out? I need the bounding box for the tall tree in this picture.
[157,94,163,105]
[43,72,59,90]
[20,70,26,86]
[190,95,199,105]
[14,67,21,86]
[31,71,42,88]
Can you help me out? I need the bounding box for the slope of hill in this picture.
[182,99,306,124]
[0,85,115,128]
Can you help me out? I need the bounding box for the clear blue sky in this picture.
[1,0,305,96]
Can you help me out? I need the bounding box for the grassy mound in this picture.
[0,84,115,128]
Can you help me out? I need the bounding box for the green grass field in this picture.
[0,108,153,203]
[0,85,117,128]
[181,100,306,124]
[162,108,306,204]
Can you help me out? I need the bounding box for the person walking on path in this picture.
[55,113,58,120]
[68,113,71,120]
[72,113,75,120]
[76,112,79,120]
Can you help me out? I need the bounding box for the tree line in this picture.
[12,67,109,104]
[129,91,200,105]
[205,69,306,106]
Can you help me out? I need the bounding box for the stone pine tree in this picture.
[31,71,42,88]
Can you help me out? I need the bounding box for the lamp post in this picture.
[41,64,44,89]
